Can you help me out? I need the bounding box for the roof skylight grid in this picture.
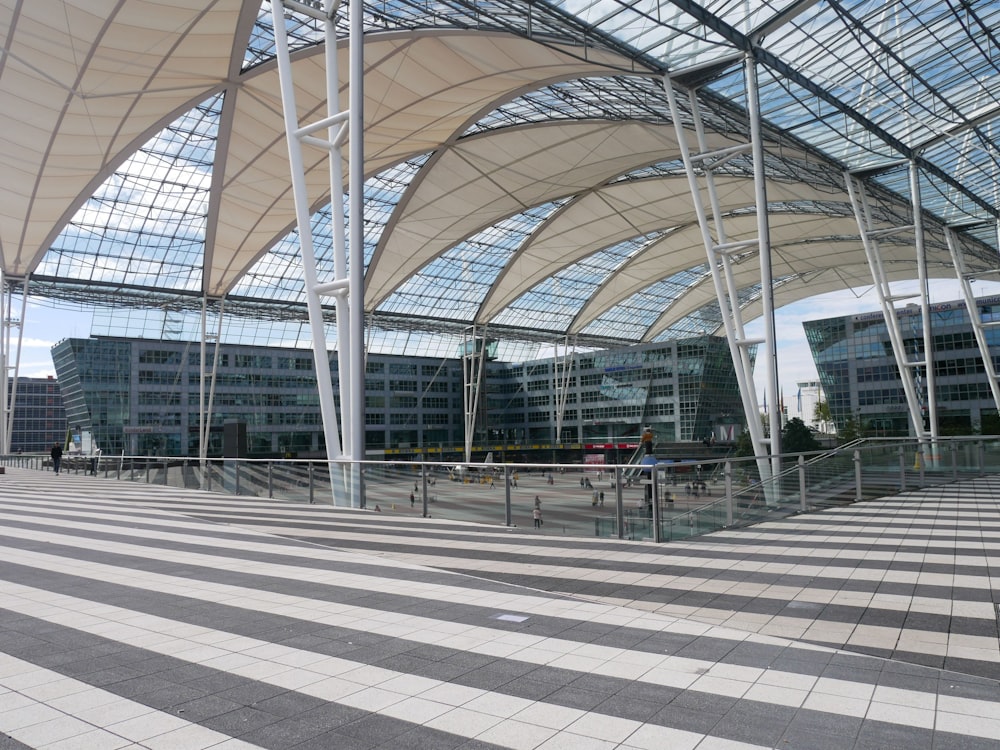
[35,96,221,293]
[578,262,711,341]
[491,233,667,333]
[232,155,425,303]
[379,201,564,321]
[545,0,738,68]
[580,285,681,341]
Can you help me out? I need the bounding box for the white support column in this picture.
[0,276,28,455]
[553,336,574,445]
[746,60,782,468]
[271,0,358,505]
[461,327,487,464]
[0,271,7,455]
[663,70,774,501]
[844,173,927,440]
[910,163,939,451]
[198,297,225,477]
[946,228,1000,415]
[347,0,365,505]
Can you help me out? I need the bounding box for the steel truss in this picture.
[844,163,936,447]
[664,58,779,500]
[271,0,364,506]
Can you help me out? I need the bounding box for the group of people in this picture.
[685,481,710,497]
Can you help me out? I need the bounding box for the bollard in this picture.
[798,454,806,512]
[724,461,733,526]
[615,466,624,539]
[898,446,906,492]
[853,450,862,502]
[651,466,662,543]
[504,465,512,527]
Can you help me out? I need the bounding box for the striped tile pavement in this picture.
[1,468,1000,749]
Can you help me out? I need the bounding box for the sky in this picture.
[15,278,1000,421]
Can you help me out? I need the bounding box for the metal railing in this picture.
[4,436,999,543]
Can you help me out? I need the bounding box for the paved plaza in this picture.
[1,467,999,749]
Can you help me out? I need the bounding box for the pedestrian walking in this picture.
[533,506,543,528]
[50,443,63,475]
[410,491,415,507]
[599,490,605,507]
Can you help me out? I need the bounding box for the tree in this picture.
[813,400,831,425]
[734,429,754,457]
[781,417,821,454]
[837,412,866,444]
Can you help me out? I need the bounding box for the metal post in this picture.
[268,462,274,498]
[979,440,985,477]
[951,442,958,479]
[615,466,624,539]
[918,449,925,487]
[235,461,241,496]
[651,466,662,543]
[724,461,733,526]
[421,464,429,518]
[853,449,862,502]
[308,462,315,504]
[899,446,906,492]
[798,454,806,513]
[504,465,512,527]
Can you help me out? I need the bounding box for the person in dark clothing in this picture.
[642,426,654,455]
[50,443,63,474]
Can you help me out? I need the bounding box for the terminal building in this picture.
[804,295,1000,437]
[51,335,743,461]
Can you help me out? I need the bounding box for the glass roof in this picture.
[11,0,1000,360]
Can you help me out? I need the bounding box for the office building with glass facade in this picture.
[7,377,66,453]
[51,335,743,460]
[804,296,1000,437]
